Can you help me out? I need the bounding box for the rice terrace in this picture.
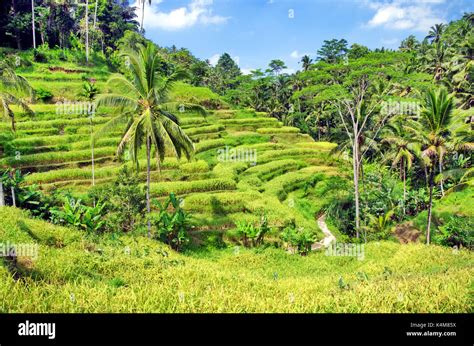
[0,0,472,316]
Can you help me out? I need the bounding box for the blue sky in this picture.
[135,0,473,74]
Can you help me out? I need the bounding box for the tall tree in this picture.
[411,89,455,244]
[0,60,34,207]
[317,74,394,238]
[317,39,348,64]
[382,117,419,215]
[0,60,34,133]
[215,53,241,79]
[300,55,312,72]
[267,59,287,76]
[96,43,205,237]
[426,23,446,44]
[348,43,370,59]
[400,35,419,52]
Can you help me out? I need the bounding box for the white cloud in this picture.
[363,0,446,32]
[208,54,220,66]
[290,50,299,59]
[136,0,230,31]
[290,50,309,59]
[241,68,254,75]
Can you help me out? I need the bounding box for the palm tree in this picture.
[0,60,34,206]
[462,12,474,26]
[400,35,418,52]
[300,55,312,72]
[0,60,34,132]
[382,117,419,216]
[426,23,446,44]
[410,88,456,244]
[96,43,205,237]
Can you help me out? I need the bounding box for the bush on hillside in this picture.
[51,196,107,233]
[433,216,474,249]
[88,167,146,233]
[233,214,270,247]
[153,193,192,252]
[280,221,317,256]
[35,87,53,102]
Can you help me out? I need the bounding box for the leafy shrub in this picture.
[0,169,60,219]
[280,221,316,256]
[153,193,192,252]
[17,184,60,220]
[81,78,99,100]
[235,215,270,247]
[33,49,48,63]
[362,209,395,241]
[360,164,403,218]
[35,87,53,102]
[405,188,430,216]
[433,216,474,249]
[88,167,146,233]
[51,196,107,233]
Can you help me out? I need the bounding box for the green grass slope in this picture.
[0,207,472,313]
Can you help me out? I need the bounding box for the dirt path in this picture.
[287,214,336,253]
[311,214,336,250]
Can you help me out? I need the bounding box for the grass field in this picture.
[0,207,472,313]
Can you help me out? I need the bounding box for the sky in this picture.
[134,0,473,74]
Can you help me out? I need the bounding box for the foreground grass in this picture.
[0,208,472,313]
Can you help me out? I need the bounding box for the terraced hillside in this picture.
[0,63,343,242]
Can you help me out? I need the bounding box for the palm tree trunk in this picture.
[426,167,435,245]
[402,160,406,216]
[11,186,16,207]
[93,0,98,29]
[0,181,5,207]
[146,136,151,238]
[423,165,429,189]
[31,0,36,49]
[353,137,360,238]
[140,0,145,33]
[85,0,89,63]
[90,118,95,197]
[439,158,444,196]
